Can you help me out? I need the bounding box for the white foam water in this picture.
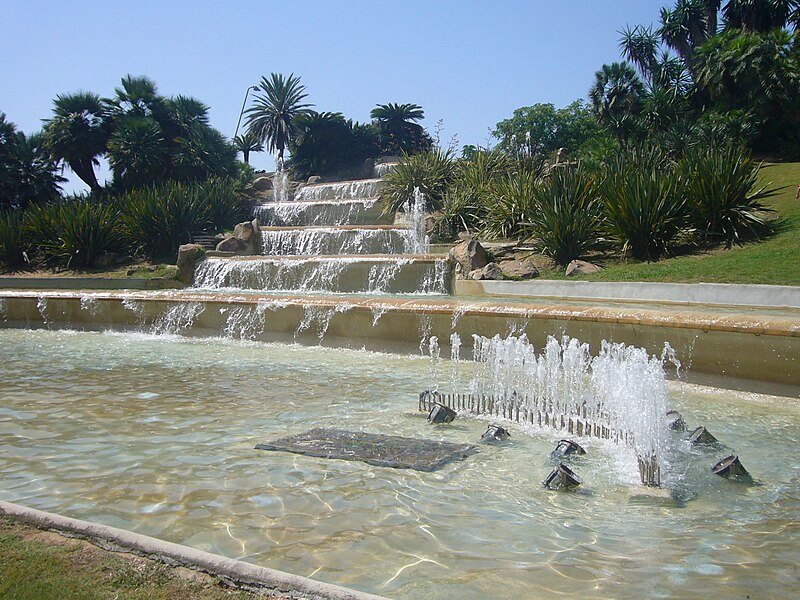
[261,228,408,256]
[295,179,384,202]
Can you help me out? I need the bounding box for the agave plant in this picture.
[521,165,605,266]
[680,145,774,247]
[482,170,541,240]
[598,148,688,261]
[23,197,123,269]
[381,148,457,214]
[0,210,28,272]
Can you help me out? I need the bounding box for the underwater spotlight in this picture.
[481,424,511,443]
[543,463,582,490]
[551,439,586,458]
[712,455,753,483]
[689,426,719,445]
[666,410,687,432]
[428,403,456,424]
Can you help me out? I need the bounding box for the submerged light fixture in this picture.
[551,439,586,458]
[689,426,719,445]
[712,455,753,483]
[481,424,511,443]
[543,463,582,490]
[666,410,687,432]
[428,403,456,424]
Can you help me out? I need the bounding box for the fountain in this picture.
[0,164,799,599]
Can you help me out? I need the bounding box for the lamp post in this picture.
[234,85,259,140]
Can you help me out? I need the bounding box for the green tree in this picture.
[233,129,263,164]
[245,73,312,164]
[723,0,797,32]
[493,101,602,163]
[589,62,647,141]
[42,92,108,192]
[0,114,63,209]
[370,102,432,155]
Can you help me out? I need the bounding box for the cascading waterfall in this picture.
[294,179,383,202]
[254,199,379,227]
[402,187,429,255]
[261,227,408,256]
[373,161,398,178]
[272,158,289,203]
[151,302,205,335]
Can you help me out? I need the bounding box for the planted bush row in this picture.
[383,145,773,265]
[0,177,247,272]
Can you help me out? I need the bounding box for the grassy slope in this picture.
[540,161,800,285]
[0,517,267,600]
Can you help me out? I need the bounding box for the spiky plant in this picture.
[381,148,457,214]
[522,165,605,266]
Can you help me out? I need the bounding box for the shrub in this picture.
[481,170,540,239]
[0,210,27,272]
[381,148,456,213]
[522,165,604,265]
[680,145,774,248]
[23,197,123,269]
[598,149,687,261]
[117,178,246,260]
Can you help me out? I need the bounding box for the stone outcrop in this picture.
[566,259,602,277]
[469,262,502,280]
[215,219,261,256]
[252,176,273,191]
[498,259,540,279]
[176,244,205,285]
[449,240,489,279]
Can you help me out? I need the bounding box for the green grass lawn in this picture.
[538,161,800,286]
[0,517,264,600]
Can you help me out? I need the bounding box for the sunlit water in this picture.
[1,329,799,599]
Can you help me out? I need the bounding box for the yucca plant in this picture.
[197,177,248,232]
[0,210,28,272]
[23,197,123,269]
[118,181,209,260]
[522,165,604,266]
[482,170,540,239]
[680,145,774,248]
[598,149,688,261]
[434,149,516,239]
[381,148,457,214]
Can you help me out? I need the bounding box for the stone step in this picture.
[192,254,453,295]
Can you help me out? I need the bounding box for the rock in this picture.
[307,175,322,185]
[253,176,273,191]
[360,158,375,179]
[215,236,246,253]
[457,231,475,241]
[449,240,489,276]
[499,259,540,279]
[214,233,226,241]
[176,244,205,285]
[146,265,158,272]
[469,262,502,280]
[566,260,602,277]
[216,219,261,255]
[92,252,118,269]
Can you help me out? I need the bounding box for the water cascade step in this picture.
[259,225,413,256]
[197,171,450,295]
[193,255,451,295]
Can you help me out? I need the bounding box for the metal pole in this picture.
[234,85,258,140]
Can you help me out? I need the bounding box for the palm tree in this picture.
[659,0,710,76]
[370,102,428,155]
[589,62,646,141]
[233,129,264,164]
[244,73,312,163]
[42,92,108,191]
[619,25,660,81]
[723,0,796,32]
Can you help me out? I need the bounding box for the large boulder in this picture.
[469,262,503,280]
[307,175,322,185]
[449,240,489,279]
[499,259,540,280]
[566,259,602,277]
[253,176,273,191]
[216,219,261,256]
[92,251,118,269]
[176,244,205,285]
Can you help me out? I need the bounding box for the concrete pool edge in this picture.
[456,279,800,309]
[0,500,388,600]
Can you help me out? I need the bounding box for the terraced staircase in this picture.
[193,167,453,295]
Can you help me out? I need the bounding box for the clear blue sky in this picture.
[2,0,667,192]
